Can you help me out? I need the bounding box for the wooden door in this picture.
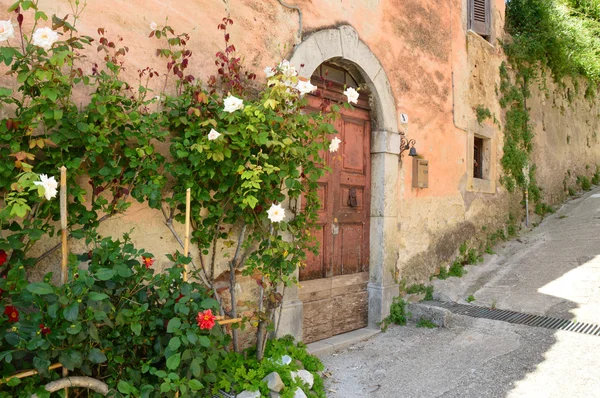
[299,93,371,344]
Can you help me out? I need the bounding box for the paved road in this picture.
[322,187,600,397]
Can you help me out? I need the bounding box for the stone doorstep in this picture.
[306,327,380,356]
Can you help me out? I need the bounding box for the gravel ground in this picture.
[321,187,600,398]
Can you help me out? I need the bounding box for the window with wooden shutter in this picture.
[469,0,490,38]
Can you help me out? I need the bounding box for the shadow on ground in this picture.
[320,188,600,397]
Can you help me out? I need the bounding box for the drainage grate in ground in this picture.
[425,300,600,336]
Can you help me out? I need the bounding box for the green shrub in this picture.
[415,318,437,329]
[475,105,492,124]
[577,175,592,191]
[219,336,325,397]
[405,284,434,301]
[0,235,230,397]
[535,202,555,216]
[437,266,449,280]
[592,166,600,185]
[448,260,466,278]
[380,297,411,331]
[465,248,483,264]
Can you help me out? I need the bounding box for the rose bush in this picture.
[0,234,229,397]
[0,1,354,394]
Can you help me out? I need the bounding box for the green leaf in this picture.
[89,323,100,342]
[118,380,134,394]
[166,353,181,370]
[33,357,50,373]
[160,382,170,393]
[186,330,198,345]
[63,303,79,322]
[200,298,219,310]
[59,350,83,371]
[131,322,142,336]
[88,292,109,301]
[206,355,217,371]
[198,336,210,348]
[167,317,181,333]
[88,348,107,364]
[168,337,181,351]
[26,282,54,295]
[95,268,115,281]
[54,109,63,120]
[190,358,202,378]
[189,379,204,391]
[7,377,21,387]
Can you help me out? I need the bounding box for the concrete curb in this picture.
[407,302,453,327]
[306,327,380,356]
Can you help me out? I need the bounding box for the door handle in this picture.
[348,188,358,208]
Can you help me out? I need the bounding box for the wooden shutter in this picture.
[469,0,490,37]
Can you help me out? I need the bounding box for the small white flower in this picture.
[207,128,221,141]
[0,20,15,42]
[264,66,275,78]
[223,95,244,113]
[267,203,286,223]
[150,21,158,31]
[278,60,297,77]
[32,27,59,51]
[343,87,359,104]
[295,80,317,96]
[33,174,58,200]
[329,137,342,153]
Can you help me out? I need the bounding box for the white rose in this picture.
[32,27,59,51]
[267,203,285,223]
[207,128,221,141]
[33,174,58,200]
[295,80,317,96]
[278,60,297,77]
[264,66,275,78]
[344,87,359,104]
[150,21,158,31]
[223,95,244,113]
[329,137,342,152]
[0,20,15,42]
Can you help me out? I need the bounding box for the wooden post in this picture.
[183,188,191,282]
[60,166,68,285]
[59,166,69,398]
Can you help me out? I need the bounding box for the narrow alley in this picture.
[322,187,600,398]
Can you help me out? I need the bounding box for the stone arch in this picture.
[288,26,401,331]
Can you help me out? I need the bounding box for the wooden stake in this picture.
[0,363,62,384]
[183,188,191,282]
[59,166,69,398]
[60,166,68,285]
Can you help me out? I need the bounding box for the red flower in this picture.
[175,293,184,303]
[142,256,154,269]
[196,309,216,330]
[0,250,7,267]
[39,323,51,336]
[4,306,19,322]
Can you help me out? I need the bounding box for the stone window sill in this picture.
[468,177,496,194]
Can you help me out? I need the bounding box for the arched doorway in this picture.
[276,25,402,343]
[300,63,372,343]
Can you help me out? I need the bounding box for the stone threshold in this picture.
[306,327,380,356]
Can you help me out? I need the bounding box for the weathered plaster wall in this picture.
[528,77,600,204]
[3,0,600,328]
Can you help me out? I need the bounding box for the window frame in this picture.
[468,0,491,39]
